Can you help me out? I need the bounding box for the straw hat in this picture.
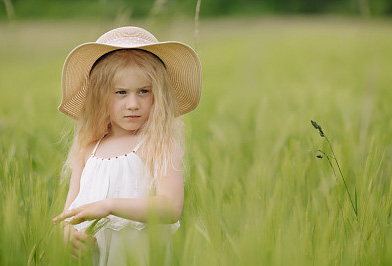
[59,26,202,119]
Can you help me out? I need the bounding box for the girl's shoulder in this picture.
[68,141,95,171]
[79,141,96,165]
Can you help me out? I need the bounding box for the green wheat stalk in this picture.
[194,0,201,52]
[311,120,358,219]
[84,218,110,236]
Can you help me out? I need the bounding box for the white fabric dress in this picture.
[68,137,180,265]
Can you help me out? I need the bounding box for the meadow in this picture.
[0,16,392,265]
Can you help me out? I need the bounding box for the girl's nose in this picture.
[126,95,140,110]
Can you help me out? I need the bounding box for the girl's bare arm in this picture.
[62,156,84,240]
[107,164,184,223]
[60,146,98,258]
[63,146,92,211]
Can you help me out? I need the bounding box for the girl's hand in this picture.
[70,231,97,260]
[53,199,112,225]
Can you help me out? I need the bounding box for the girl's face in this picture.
[109,64,154,135]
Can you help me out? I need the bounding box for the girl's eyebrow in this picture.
[139,85,152,89]
[114,85,152,90]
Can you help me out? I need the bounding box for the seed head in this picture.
[311,120,320,129]
[311,120,325,137]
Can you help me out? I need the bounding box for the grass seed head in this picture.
[311,120,325,137]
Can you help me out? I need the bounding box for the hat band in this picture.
[104,37,156,47]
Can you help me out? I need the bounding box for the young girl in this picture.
[52,26,202,265]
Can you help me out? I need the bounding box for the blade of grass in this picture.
[355,184,358,217]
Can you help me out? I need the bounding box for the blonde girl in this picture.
[52,27,202,265]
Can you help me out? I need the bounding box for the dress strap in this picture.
[132,140,144,153]
[91,135,106,156]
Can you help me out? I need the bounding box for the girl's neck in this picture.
[95,130,141,158]
[108,127,139,138]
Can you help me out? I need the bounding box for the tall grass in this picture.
[1,17,392,265]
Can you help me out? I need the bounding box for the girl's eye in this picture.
[139,88,150,94]
[115,90,126,95]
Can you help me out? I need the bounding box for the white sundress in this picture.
[68,137,180,265]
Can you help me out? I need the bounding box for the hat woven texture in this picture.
[59,26,202,119]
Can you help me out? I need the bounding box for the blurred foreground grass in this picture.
[1,17,392,265]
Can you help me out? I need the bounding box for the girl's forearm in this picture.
[105,196,181,224]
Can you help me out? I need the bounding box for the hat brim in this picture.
[59,41,202,119]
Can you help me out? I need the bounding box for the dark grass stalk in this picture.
[324,135,358,218]
[316,149,357,228]
[311,120,358,219]
[316,149,337,177]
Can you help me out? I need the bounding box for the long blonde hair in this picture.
[66,49,184,187]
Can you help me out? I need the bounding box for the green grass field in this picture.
[1,17,392,265]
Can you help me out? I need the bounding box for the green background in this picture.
[1,0,392,264]
[1,0,392,20]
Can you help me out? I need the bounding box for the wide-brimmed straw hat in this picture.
[59,26,202,119]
